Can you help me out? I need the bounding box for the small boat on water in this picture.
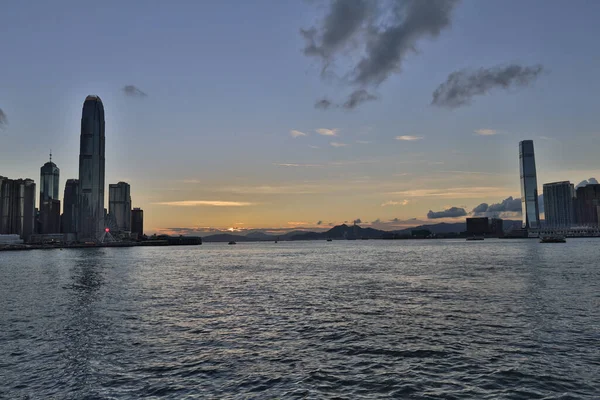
[228,241,236,245]
[466,235,485,241]
[326,238,333,242]
[540,235,566,243]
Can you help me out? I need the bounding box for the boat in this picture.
[326,238,332,242]
[540,235,566,243]
[228,241,236,245]
[466,235,485,241]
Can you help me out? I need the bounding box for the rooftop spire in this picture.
[49,150,52,162]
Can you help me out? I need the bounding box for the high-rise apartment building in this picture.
[574,184,600,225]
[0,177,36,240]
[61,179,79,233]
[543,181,575,227]
[108,182,131,231]
[519,140,540,230]
[78,95,105,241]
[131,208,144,238]
[39,154,61,233]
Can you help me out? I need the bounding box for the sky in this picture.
[1,0,600,234]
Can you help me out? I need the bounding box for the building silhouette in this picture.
[108,182,131,231]
[574,184,600,225]
[39,154,61,233]
[519,140,540,230]
[61,179,79,233]
[131,208,144,238]
[466,217,489,235]
[490,218,504,237]
[78,95,105,241]
[543,181,575,228]
[0,177,36,240]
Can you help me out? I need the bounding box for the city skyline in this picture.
[1,1,600,234]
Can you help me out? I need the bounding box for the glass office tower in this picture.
[78,95,105,241]
[519,140,540,230]
[543,181,574,228]
[108,182,132,231]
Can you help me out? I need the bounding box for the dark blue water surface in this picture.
[1,239,599,399]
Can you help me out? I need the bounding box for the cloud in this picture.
[330,141,348,147]
[355,140,371,144]
[343,89,378,109]
[471,196,521,217]
[427,207,467,219]
[381,199,409,207]
[475,129,497,136]
[290,129,308,138]
[122,85,148,97]
[287,221,309,225]
[154,200,253,207]
[353,218,362,224]
[576,178,598,188]
[316,220,323,225]
[302,0,459,108]
[431,64,544,108]
[316,128,338,136]
[0,108,7,127]
[315,98,334,109]
[273,163,323,167]
[396,135,423,141]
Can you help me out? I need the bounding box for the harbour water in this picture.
[1,239,599,399]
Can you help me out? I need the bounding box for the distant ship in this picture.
[228,241,236,245]
[327,238,333,242]
[540,235,566,243]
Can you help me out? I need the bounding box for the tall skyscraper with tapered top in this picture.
[519,140,540,230]
[78,95,105,241]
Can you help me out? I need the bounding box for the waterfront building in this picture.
[574,184,600,225]
[131,208,144,238]
[109,182,131,231]
[466,217,489,235]
[39,154,61,233]
[61,179,79,233]
[490,218,504,237]
[543,181,575,228]
[78,95,106,241]
[0,177,36,241]
[519,140,541,230]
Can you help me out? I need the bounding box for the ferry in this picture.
[466,235,485,241]
[228,241,236,245]
[540,235,566,243]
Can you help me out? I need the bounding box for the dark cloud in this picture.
[315,98,334,109]
[372,218,381,224]
[472,203,489,214]
[301,0,372,61]
[302,0,459,109]
[471,196,521,217]
[432,64,544,108]
[123,85,148,97]
[343,89,377,109]
[0,108,7,128]
[427,207,467,219]
[576,178,598,188]
[316,220,323,225]
[353,218,362,224]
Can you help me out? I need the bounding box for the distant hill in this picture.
[202,220,522,242]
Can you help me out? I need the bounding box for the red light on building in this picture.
[105,228,110,233]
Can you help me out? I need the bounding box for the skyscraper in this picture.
[39,154,61,233]
[78,95,105,241]
[62,179,79,233]
[574,184,600,225]
[109,182,131,231]
[0,177,36,240]
[519,140,540,230]
[543,181,575,228]
[131,208,144,238]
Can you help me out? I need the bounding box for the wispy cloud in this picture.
[154,200,254,207]
[343,89,377,109]
[330,141,348,147]
[396,135,423,141]
[316,128,338,136]
[122,85,148,97]
[315,98,334,110]
[288,221,309,226]
[381,199,409,207]
[388,186,511,199]
[475,129,497,136]
[355,140,371,144]
[290,129,307,138]
[273,163,323,167]
[0,108,8,128]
